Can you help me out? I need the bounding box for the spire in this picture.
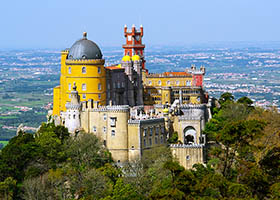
[83,32,87,39]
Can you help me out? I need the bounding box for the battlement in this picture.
[65,59,105,65]
[180,104,206,109]
[65,102,81,110]
[124,24,143,36]
[170,144,204,148]
[128,117,164,125]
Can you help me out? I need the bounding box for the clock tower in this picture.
[122,24,146,69]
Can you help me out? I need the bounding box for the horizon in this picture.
[0,0,279,49]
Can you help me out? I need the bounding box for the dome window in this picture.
[82,67,86,74]
[82,55,87,59]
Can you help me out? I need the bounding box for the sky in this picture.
[0,0,279,49]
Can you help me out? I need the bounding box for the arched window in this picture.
[68,67,71,74]
[98,83,102,90]
[73,114,76,119]
[98,67,101,74]
[82,67,86,74]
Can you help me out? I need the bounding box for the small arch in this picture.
[183,126,197,145]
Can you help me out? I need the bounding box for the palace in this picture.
[51,25,212,168]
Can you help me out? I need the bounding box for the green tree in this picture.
[0,177,17,200]
[66,133,112,170]
[219,92,234,105]
[0,132,41,182]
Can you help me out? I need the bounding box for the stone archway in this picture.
[183,126,196,145]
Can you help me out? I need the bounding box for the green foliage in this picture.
[1,94,279,199]
[0,132,41,182]
[219,92,234,105]
[168,131,178,144]
[0,177,17,200]
[65,133,113,170]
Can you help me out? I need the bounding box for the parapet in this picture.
[65,59,105,65]
[128,117,164,125]
[170,144,204,148]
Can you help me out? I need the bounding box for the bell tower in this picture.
[122,24,146,69]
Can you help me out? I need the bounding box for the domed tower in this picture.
[53,32,106,116]
[65,83,81,134]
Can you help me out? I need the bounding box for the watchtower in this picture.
[122,25,146,69]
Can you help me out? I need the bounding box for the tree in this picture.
[219,92,234,105]
[0,177,17,200]
[237,96,253,106]
[0,132,41,182]
[65,133,112,170]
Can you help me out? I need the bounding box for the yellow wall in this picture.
[52,86,61,116]
[54,51,107,114]
[171,146,204,169]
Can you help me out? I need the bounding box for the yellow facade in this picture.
[143,73,203,105]
[53,50,106,116]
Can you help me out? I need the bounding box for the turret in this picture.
[65,83,81,134]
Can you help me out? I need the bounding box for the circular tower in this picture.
[60,32,106,112]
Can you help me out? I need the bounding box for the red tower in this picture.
[123,24,146,69]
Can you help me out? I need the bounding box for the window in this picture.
[156,127,159,135]
[103,126,106,133]
[69,94,71,99]
[93,126,97,132]
[161,127,165,134]
[158,80,161,85]
[98,83,102,90]
[143,128,147,137]
[149,138,152,146]
[98,94,101,99]
[117,82,120,88]
[127,35,132,41]
[186,155,190,160]
[186,80,191,86]
[167,81,170,85]
[176,81,179,85]
[113,82,116,89]
[82,66,86,74]
[155,137,158,144]
[107,83,110,89]
[98,67,101,74]
[73,114,76,119]
[122,82,125,88]
[68,114,70,119]
[110,117,116,127]
[82,94,86,99]
[68,83,71,91]
[131,145,134,149]
[68,67,71,74]
[111,130,115,136]
[160,136,163,144]
[103,114,107,121]
[82,83,86,91]
[144,139,146,147]
[148,81,152,85]
[149,128,153,136]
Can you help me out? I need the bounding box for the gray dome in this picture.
[68,33,102,60]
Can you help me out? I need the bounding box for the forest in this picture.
[0,93,279,200]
